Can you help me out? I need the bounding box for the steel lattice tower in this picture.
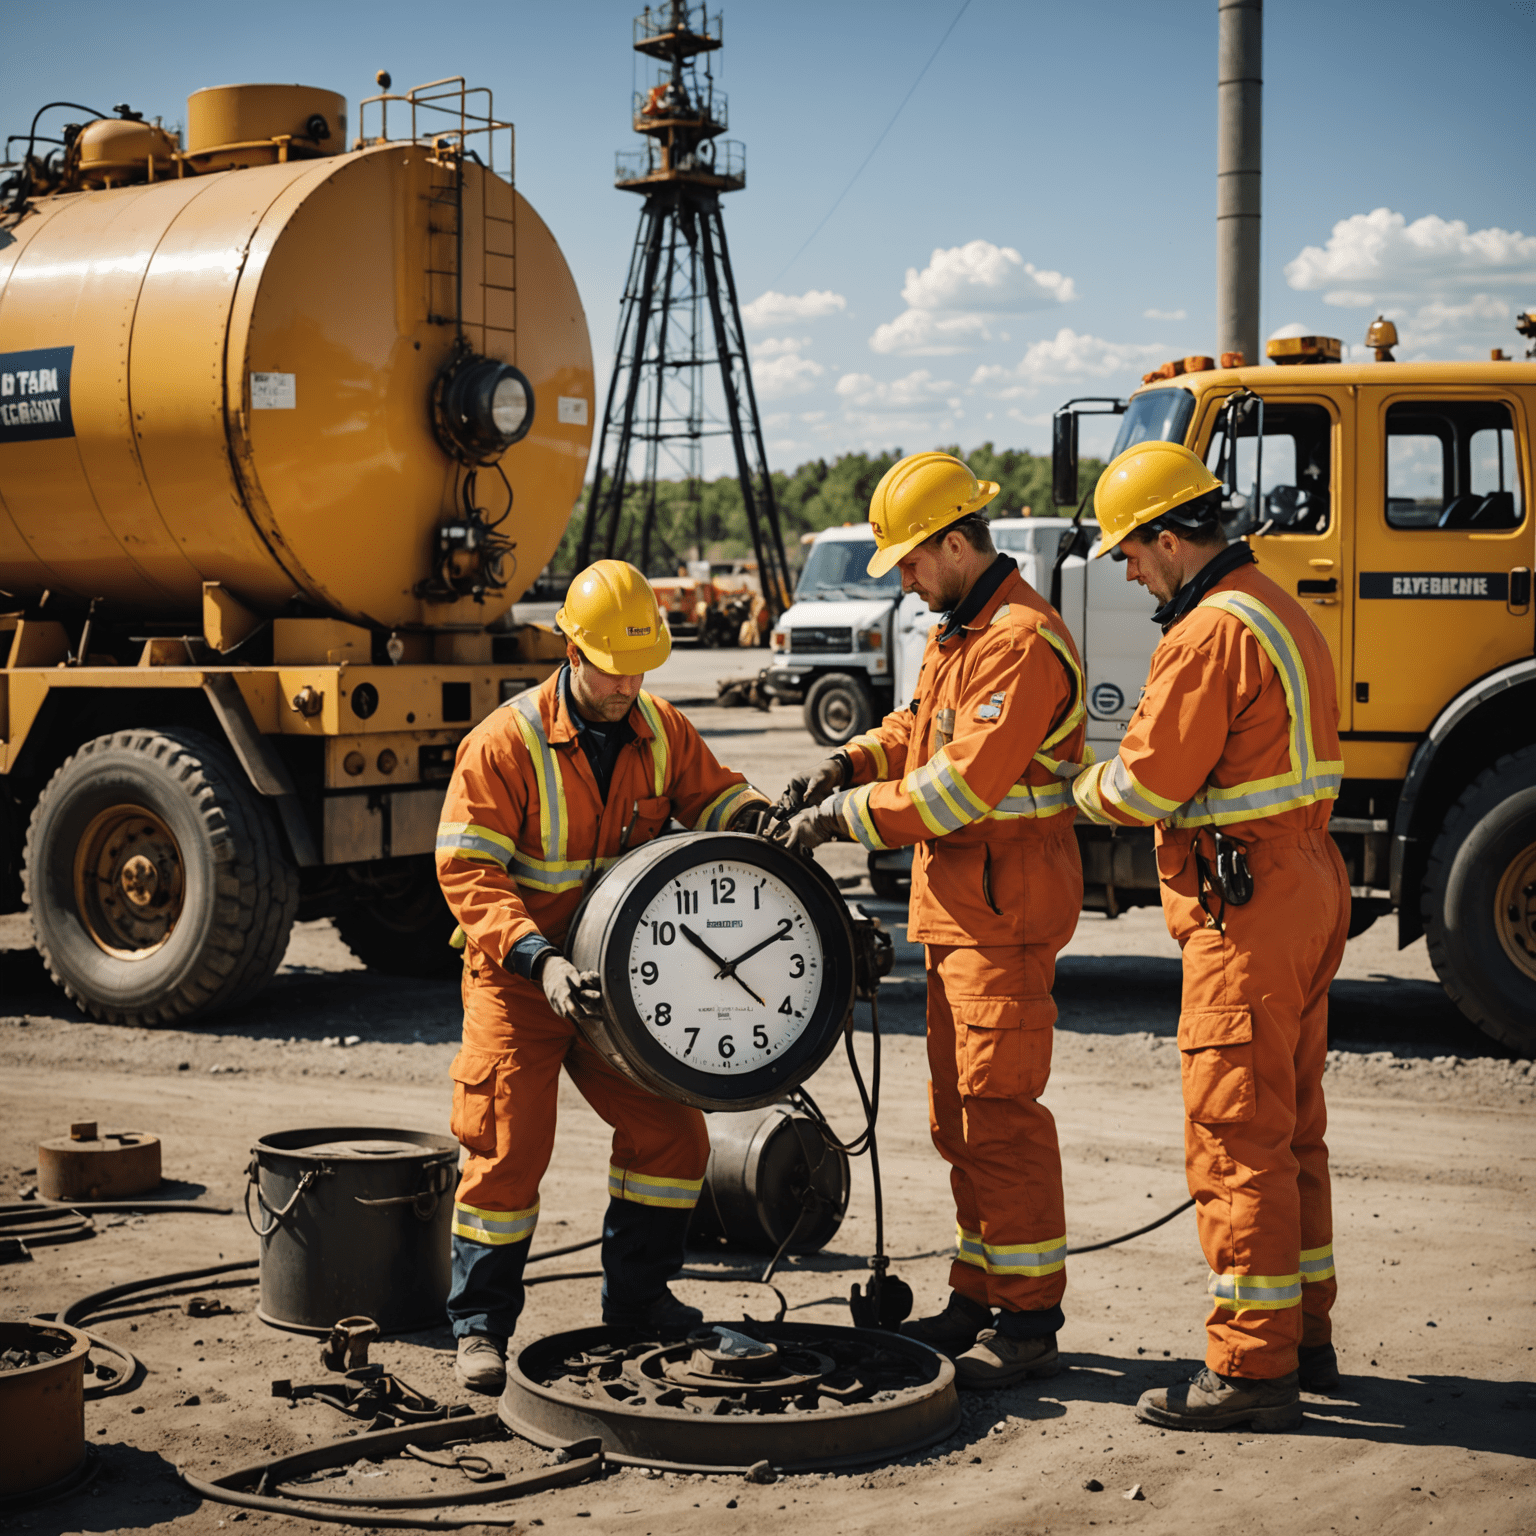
[576,1,793,617]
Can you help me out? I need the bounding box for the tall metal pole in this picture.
[1217,0,1262,367]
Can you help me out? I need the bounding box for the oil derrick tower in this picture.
[577,2,793,617]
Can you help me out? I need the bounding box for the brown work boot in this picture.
[954,1330,1060,1390]
[1298,1343,1340,1392]
[901,1292,993,1356]
[454,1333,506,1393]
[1136,1367,1303,1432]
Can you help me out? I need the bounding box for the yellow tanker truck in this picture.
[0,79,593,1023]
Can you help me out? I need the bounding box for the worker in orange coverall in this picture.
[1072,440,1348,1432]
[775,451,1088,1389]
[435,560,770,1392]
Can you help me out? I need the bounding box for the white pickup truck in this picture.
[766,519,1085,747]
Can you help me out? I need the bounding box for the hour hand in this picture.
[679,923,766,1007]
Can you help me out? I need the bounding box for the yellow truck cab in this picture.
[1051,325,1536,1054]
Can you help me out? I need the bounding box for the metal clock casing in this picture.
[566,832,857,1112]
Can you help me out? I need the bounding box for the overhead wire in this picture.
[769,0,975,286]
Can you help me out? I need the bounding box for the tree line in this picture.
[555,444,1108,574]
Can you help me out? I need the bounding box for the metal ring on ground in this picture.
[499,1321,959,1472]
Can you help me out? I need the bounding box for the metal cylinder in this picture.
[36,1129,161,1202]
[248,1127,456,1335]
[0,128,593,629]
[0,1320,89,1497]
[1217,0,1262,367]
[690,1102,850,1256]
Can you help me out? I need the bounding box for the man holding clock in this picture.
[776,451,1089,1389]
[435,559,772,1392]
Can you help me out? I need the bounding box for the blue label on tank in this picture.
[0,347,74,442]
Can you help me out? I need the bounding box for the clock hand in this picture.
[679,923,767,1007]
[713,917,795,979]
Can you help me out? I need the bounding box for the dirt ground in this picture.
[2,668,1533,1536]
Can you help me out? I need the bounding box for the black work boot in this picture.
[607,1287,704,1336]
[1298,1342,1340,1392]
[1136,1367,1303,1432]
[900,1291,993,1356]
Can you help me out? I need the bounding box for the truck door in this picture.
[1201,394,1351,723]
[1353,388,1533,734]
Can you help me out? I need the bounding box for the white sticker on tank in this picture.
[251,373,296,410]
[557,396,589,426]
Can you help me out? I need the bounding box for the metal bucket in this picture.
[0,1320,90,1497]
[691,1102,850,1256]
[246,1127,457,1335]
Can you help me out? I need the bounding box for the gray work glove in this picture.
[537,954,605,1026]
[772,805,846,855]
[773,755,848,821]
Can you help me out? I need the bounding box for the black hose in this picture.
[0,1199,231,1216]
[1066,1196,1196,1255]
[179,1468,528,1529]
[61,1259,258,1328]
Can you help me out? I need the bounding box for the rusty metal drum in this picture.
[0,1320,91,1497]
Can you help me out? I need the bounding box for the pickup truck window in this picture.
[1109,388,1196,459]
[796,539,901,599]
[1386,401,1524,530]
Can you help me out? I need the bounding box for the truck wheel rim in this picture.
[1493,837,1536,982]
[819,693,854,736]
[73,805,187,960]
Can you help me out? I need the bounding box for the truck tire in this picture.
[335,855,461,977]
[23,729,299,1026]
[1422,743,1536,1055]
[804,673,874,748]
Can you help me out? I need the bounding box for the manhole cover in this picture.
[499,1322,959,1472]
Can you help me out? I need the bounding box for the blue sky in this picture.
[7,0,1533,474]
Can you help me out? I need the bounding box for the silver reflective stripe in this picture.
[436,830,512,867]
[985,1240,1067,1272]
[1299,1249,1335,1279]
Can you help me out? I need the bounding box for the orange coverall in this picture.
[1073,556,1348,1380]
[435,671,768,1338]
[826,557,1087,1332]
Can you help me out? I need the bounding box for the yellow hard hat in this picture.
[1091,440,1222,559]
[556,559,673,674]
[865,452,1000,577]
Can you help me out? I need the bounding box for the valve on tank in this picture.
[432,346,535,466]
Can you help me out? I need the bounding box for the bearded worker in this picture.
[776,452,1088,1389]
[1071,441,1348,1433]
[435,560,771,1393]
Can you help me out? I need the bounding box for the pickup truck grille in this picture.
[790,626,853,655]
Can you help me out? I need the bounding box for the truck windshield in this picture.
[1109,388,1196,459]
[796,539,900,599]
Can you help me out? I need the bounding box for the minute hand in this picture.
[714,917,794,979]
[679,923,766,1007]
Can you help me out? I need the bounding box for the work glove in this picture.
[772,755,848,821]
[727,801,772,836]
[538,954,605,1027]
[771,805,846,855]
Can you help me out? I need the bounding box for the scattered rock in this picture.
[180,1393,201,1407]
[744,1461,776,1484]
[177,1062,190,1071]
[1083,1478,1103,1492]
[725,1498,738,1509]
[1124,1484,1144,1501]
[344,1034,361,1047]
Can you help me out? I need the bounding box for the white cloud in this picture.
[835,369,955,412]
[870,240,1075,356]
[971,327,1164,398]
[752,352,825,400]
[752,335,811,357]
[1284,208,1536,307]
[1144,307,1187,321]
[741,289,847,328]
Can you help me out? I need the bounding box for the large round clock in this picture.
[567,832,857,1111]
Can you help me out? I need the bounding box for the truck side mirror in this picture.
[1052,410,1079,506]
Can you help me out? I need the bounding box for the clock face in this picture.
[569,831,857,1111]
[626,858,825,1076]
